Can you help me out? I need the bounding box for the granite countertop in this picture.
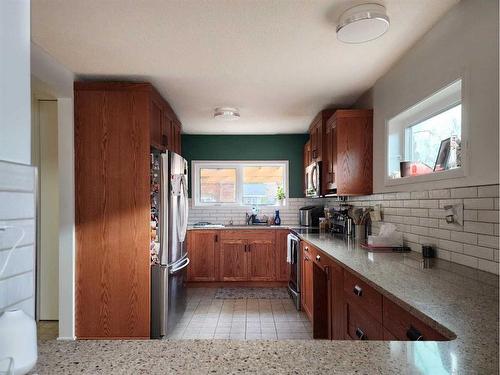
[296,231,499,374]
[32,228,498,374]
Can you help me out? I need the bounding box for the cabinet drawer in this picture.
[220,230,275,241]
[302,242,326,268]
[346,301,383,340]
[383,297,448,341]
[344,271,382,322]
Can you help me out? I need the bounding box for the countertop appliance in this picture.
[287,233,301,310]
[299,205,324,227]
[330,206,352,235]
[305,161,322,198]
[150,151,190,338]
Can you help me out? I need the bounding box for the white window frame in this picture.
[385,75,469,186]
[192,160,289,207]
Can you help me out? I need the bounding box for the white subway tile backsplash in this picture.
[451,231,477,245]
[410,191,428,200]
[477,185,499,198]
[463,244,494,260]
[477,259,499,275]
[464,221,494,235]
[341,184,499,275]
[450,187,477,198]
[463,198,495,210]
[429,189,450,199]
[477,210,499,223]
[477,235,499,249]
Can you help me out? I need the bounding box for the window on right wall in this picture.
[386,79,464,184]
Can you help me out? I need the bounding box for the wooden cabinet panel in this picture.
[383,297,448,341]
[150,98,163,148]
[187,230,219,282]
[162,113,172,150]
[343,269,382,323]
[220,240,247,281]
[336,110,373,196]
[174,120,182,155]
[328,259,345,340]
[275,230,290,282]
[248,239,275,281]
[301,243,314,321]
[324,115,338,194]
[346,301,383,340]
[75,84,150,338]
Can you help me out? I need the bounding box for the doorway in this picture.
[32,90,59,333]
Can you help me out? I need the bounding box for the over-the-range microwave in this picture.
[305,161,321,198]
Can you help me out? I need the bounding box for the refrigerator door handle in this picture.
[160,153,169,265]
[169,257,190,274]
[177,175,189,243]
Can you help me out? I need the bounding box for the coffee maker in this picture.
[329,205,352,235]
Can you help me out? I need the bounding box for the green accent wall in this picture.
[182,134,308,198]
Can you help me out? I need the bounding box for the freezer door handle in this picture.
[169,257,190,274]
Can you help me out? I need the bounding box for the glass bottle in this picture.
[274,210,281,226]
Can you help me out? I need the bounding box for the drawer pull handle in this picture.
[355,328,367,340]
[406,326,423,341]
[304,247,309,252]
[353,285,363,297]
[316,255,321,261]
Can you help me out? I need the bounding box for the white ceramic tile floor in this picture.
[166,287,312,340]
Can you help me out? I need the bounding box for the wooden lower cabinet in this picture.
[346,301,383,340]
[382,296,447,341]
[186,230,219,281]
[275,229,290,281]
[220,239,248,281]
[301,243,314,321]
[300,239,450,342]
[187,229,287,283]
[248,239,275,281]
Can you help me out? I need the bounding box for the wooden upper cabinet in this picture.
[324,115,338,194]
[150,98,163,149]
[220,239,247,281]
[248,238,275,281]
[335,110,373,196]
[187,230,219,282]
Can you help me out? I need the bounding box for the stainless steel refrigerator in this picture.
[150,151,189,338]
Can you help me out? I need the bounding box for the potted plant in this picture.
[276,185,286,206]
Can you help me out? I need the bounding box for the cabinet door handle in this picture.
[244,244,247,252]
[214,234,218,242]
[325,265,330,281]
[406,326,423,341]
[304,247,309,252]
[353,285,363,297]
[316,255,321,262]
[355,328,367,340]
[248,244,251,252]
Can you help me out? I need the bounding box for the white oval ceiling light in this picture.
[336,3,390,44]
[214,107,240,121]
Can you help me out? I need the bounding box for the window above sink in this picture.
[192,160,289,207]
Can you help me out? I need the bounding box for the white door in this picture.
[37,100,59,320]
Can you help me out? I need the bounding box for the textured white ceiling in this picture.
[31,0,458,134]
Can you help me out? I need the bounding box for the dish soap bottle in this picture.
[274,210,281,226]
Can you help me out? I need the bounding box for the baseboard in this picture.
[187,281,288,288]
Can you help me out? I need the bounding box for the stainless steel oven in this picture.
[305,161,321,198]
[287,233,301,310]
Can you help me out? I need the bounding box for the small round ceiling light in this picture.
[214,107,240,121]
[336,3,390,44]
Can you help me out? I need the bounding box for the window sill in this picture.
[385,167,464,187]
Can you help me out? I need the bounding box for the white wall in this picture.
[31,43,76,339]
[0,0,31,164]
[0,162,36,316]
[354,0,499,193]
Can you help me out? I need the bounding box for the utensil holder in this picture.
[354,224,366,240]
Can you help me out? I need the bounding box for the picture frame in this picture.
[434,137,451,171]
